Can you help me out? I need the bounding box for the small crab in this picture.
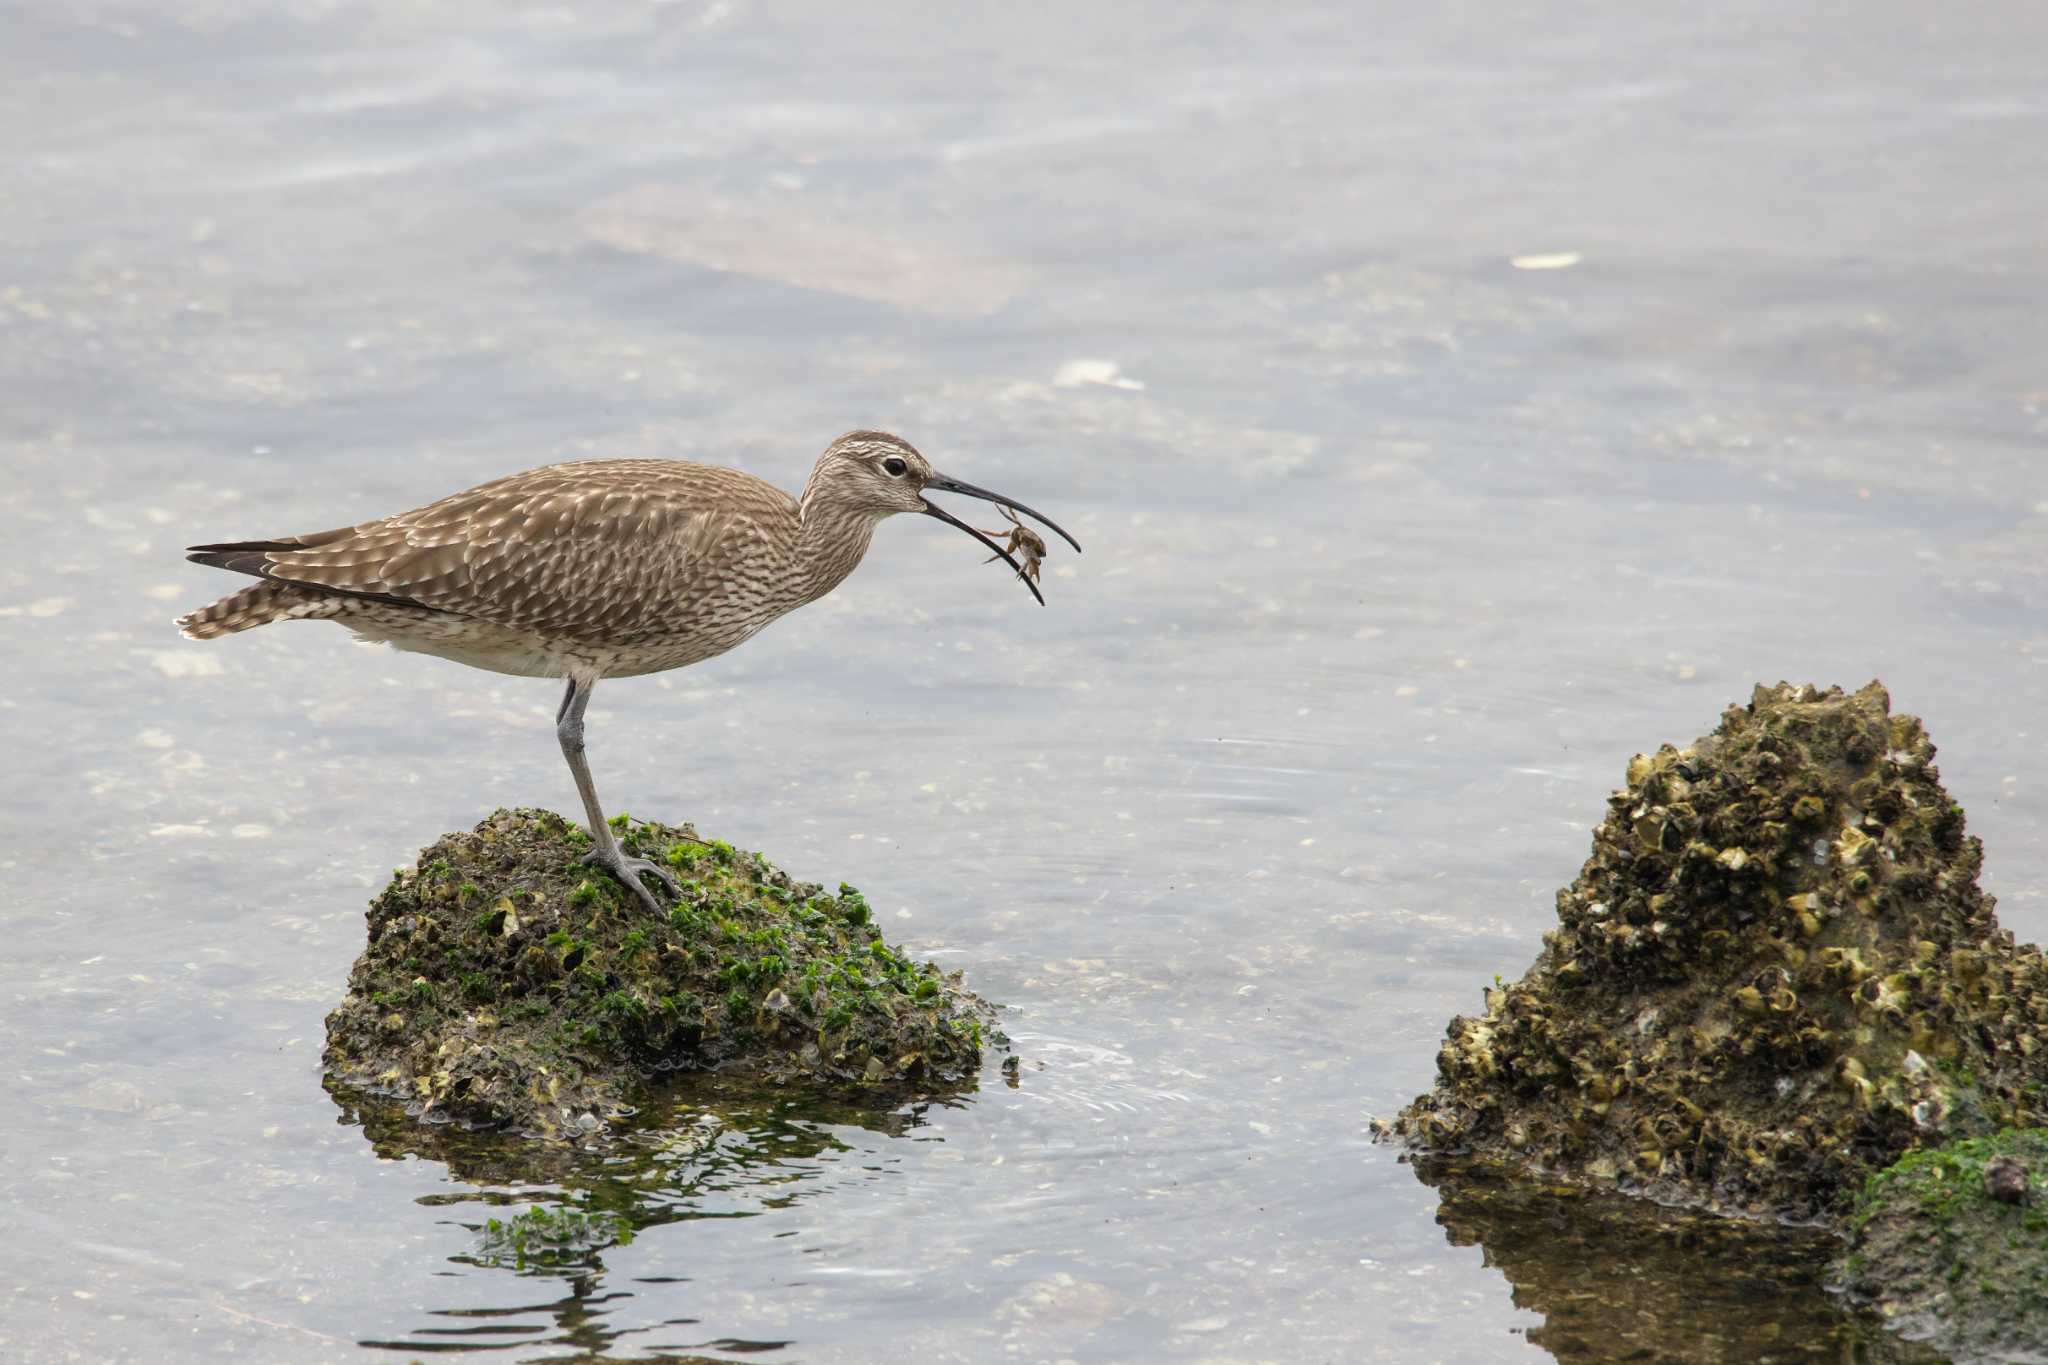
[979,504,1047,586]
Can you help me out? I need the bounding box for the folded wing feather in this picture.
[187,460,779,643]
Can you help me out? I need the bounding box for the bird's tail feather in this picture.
[176,581,337,640]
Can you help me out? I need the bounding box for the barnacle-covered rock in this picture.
[323,808,1002,1139]
[1396,682,2048,1220]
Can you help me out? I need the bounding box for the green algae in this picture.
[1395,682,2048,1222]
[1841,1128,2048,1361]
[323,807,1004,1139]
[472,1203,635,1272]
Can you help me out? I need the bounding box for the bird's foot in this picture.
[582,846,680,916]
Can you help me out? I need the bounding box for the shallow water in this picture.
[5,2,2047,1361]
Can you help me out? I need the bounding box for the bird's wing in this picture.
[187,460,782,641]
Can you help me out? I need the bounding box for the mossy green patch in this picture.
[323,807,1004,1140]
[472,1202,634,1271]
[1840,1129,2048,1360]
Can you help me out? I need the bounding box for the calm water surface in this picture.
[5,3,2046,1361]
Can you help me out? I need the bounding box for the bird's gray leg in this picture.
[556,675,679,915]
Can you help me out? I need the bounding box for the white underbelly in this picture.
[330,599,772,681]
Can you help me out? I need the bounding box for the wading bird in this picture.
[178,430,1079,913]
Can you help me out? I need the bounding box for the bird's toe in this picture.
[627,857,681,897]
[582,847,680,911]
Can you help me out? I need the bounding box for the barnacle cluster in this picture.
[324,807,1000,1139]
[1397,682,2048,1220]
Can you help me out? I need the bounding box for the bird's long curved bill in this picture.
[922,474,1083,554]
[921,499,1047,605]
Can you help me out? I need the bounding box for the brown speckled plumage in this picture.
[177,429,1080,914]
[180,455,878,677]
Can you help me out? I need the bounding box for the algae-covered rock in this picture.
[1397,682,2048,1220]
[323,808,1001,1138]
[1841,1129,2048,1362]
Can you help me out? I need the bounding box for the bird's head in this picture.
[800,429,1082,604]
[803,430,938,518]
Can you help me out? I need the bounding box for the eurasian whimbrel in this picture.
[178,430,1080,913]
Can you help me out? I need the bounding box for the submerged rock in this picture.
[1396,682,2048,1221]
[323,808,1001,1138]
[1841,1129,2048,1362]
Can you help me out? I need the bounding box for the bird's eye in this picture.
[882,457,909,477]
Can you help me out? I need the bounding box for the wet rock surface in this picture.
[1396,682,2048,1222]
[1842,1129,2048,1363]
[324,808,1002,1138]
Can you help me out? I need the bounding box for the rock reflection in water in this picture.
[1408,1156,1947,1364]
[330,1076,971,1360]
